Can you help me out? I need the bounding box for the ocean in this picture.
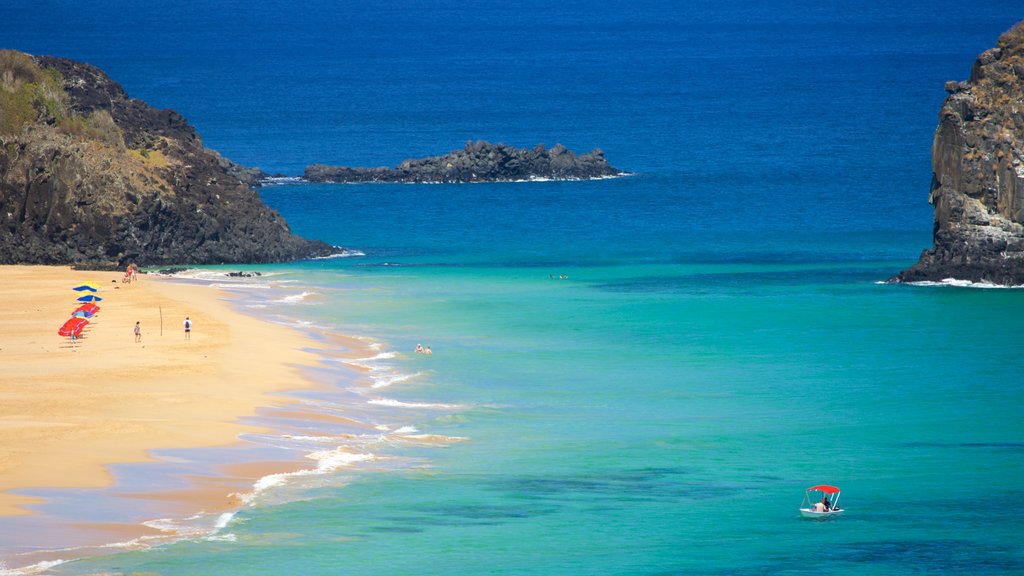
[3,1,1024,574]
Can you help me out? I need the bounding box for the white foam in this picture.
[331,173,630,185]
[249,473,288,496]
[140,514,222,540]
[155,268,276,283]
[309,448,375,470]
[279,428,435,446]
[234,450,374,505]
[141,518,181,533]
[0,451,376,573]
[909,278,1024,289]
[345,351,398,370]
[274,291,317,304]
[504,173,630,183]
[99,537,151,549]
[0,559,66,575]
[372,371,422,389]
[214,512,236,530]
[399,433,469,443]
[354,351,396,362]
[261,176,305,185]
[312,247,366,259]
[209,282,273,290]
[368,398,463,410]
[278,318,335,333]
[282,434,342,443]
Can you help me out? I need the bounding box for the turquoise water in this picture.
[4,0,1024,573]
[39,187,1024,574]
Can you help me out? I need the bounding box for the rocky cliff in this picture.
[305,141,623,184]
[895,22,1024,285]
[0,51,337,267]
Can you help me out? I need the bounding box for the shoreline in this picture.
[263,171,632,186]
[0,265,379,569]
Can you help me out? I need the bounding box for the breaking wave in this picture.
[909,278,1024,289]
[368,398,464,410]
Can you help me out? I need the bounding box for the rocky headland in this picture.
[304,141,623,184]
[0,51,338,267]
[894,22,1024,285]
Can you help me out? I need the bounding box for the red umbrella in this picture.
[72,303,100,317]
[58,317,89,337]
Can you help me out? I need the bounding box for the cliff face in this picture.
[305,141,623,184]
[0,51,336,267]
[896,22,1024,285]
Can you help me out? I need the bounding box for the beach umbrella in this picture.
[72,303,100,316]
[58,317,89,337]
[72,285,98,293]
[76,295,103,303]
[72,310,93,318]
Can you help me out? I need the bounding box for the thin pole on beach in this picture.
[160,305,163,336]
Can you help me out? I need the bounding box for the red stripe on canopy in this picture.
[58,317,89,337]
[808,485,840,493]
[73,303,100,315]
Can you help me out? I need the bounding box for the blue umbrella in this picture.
[77,295,103,303]
[72,310,94,318]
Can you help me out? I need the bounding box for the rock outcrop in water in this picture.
[895,22,1024,285]
[0,51,338,267]
[304,141,623,184]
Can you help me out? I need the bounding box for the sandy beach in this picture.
[0,265,335,519]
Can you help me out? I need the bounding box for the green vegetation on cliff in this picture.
[0,50,336,266]
[2,51,126,151]
[0,50,66,133]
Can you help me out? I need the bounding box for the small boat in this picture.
[799,484,844,518]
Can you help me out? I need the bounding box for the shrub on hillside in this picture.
[0,50,68,134]
[57,110,125,149]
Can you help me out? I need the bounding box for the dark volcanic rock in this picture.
[304,141,624,184]
[0,51,339,267]
[894,22,1024,285]
[155,267,190,276]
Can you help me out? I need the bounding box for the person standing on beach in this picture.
[184,317,191,340]
[134,321,141,343]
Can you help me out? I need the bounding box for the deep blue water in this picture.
[7,1,1014,237]
[3,2,1024,575]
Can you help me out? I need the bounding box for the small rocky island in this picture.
[304,141,623,184]
[895,22,1024,285]
[0,51,338,267]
